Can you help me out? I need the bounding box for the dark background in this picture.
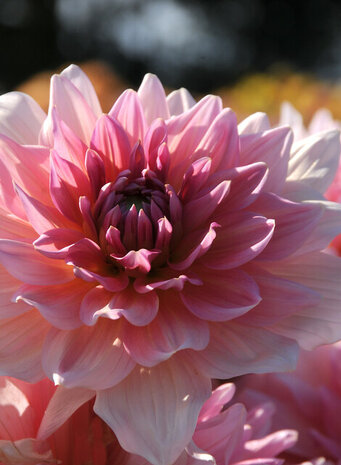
[1,0,341,94]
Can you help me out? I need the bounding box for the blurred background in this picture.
[3,0,341,121]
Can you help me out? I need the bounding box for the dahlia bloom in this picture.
[236,343,341,465]
[280,102,341,253]
[1,65,341,464]
[0,378,297,465]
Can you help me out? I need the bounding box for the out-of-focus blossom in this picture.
[236,343,341,465]
[0,379,297,465]
[1,65,341,464]
[279,102,341,253]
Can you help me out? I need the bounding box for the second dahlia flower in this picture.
[0,66,341,464]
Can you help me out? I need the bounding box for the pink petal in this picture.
[240,127,292,193]
[238,112,271,135]
[43,72,98,144]
[0,208,36,241]
[143,118,168,171]
[288,129,340,193]
[0,91,45,144]
[123,292,209,366]
[0,263,30,318]
[253,193,323,261]
[15,183,72,234]
[85,148,106,199]
[242,430,298,460]
[180,157,212,202]
[0,309,49,382]
[60,64,102,117]
[166,87,196,116]
[138,73,170,124]
[109,89,146,146]
[90,114,131,179]
[198,383,236,422]
[34,228,85,259]
[266,251,341,349]
[134,270,202,293]
[204,213,275,270]
[43,318,135,390]
[112,249,160,274]
[0,239,73,285]
[181,268,261,321]
[37,384,95,440]
[239,265,320,326]
[185,322,298,379]
[80,285,159,326]
[14,279,92,330]
[94,357,211,465]
[0,135,50,201]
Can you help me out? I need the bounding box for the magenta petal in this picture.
[181,268,261,321]
[112,248,160,273]
[204,213,275,269]
[85,148,106,198]
[123,292,209,366]
[186,322,298,379]
[0,239,73,285]
[253,192,323,261]
[109,89,146,146]
[34,228,85,259]
[94,357,211,465]
[14,280,91,330]
[43,319,135,390]
[0,309,50,382]
[66,238,105,271]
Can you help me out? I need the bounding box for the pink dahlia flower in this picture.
[1,66,341,464]
[0,378,297,465]
[236,343,341,465]
[279,102,341,253]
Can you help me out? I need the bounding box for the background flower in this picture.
[0,65,341,464]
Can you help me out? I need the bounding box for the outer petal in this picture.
[166,88,196,116]
[14,280,92,330]
[38,385,95,440]
[122,292,209,366]
[0,309,50,382]
[138,73,170,124]
[0,91,45,144]
[185,322,298,379]
[0,264,30,318]
[287,129,340,193]
[279,101,306,140]
[181,268,261,321]
[94,356,211,465]
[265,252,341,349]
[0,239,73,285]
[42,318,135,390]
[238,112,271,135]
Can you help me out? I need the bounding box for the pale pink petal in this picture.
[309,108,340,133]
[0,91,45,144]
[194,403,246,465]
[94,357,211,465]
[109,89,147,145]
[0,208,36,241]
[0,160,28,218]
[242,430,298,460]
[80,285,159,326]
[0,264,30,318]
[0,438,54,464]
[240,126,292,193]
[135,271,202,293]
[185,322,298,378]
[60,64,102,117]
[204,213,275,270]
[166,87,196,116]
[181,268,261,321]
[279,101,306,139]
[14,280,92,330]
[198,383,236,422]
[287,129,340,193]
[122,292,209,366]
[238,112,271,135]
[253,193,323,261]
[0,309,49,382]
[138,73,170,124]
[37,385,95,440]
[266,252,341,348]
[42,319,135,390]
[42,72,98,144]
[0,239,73,285]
